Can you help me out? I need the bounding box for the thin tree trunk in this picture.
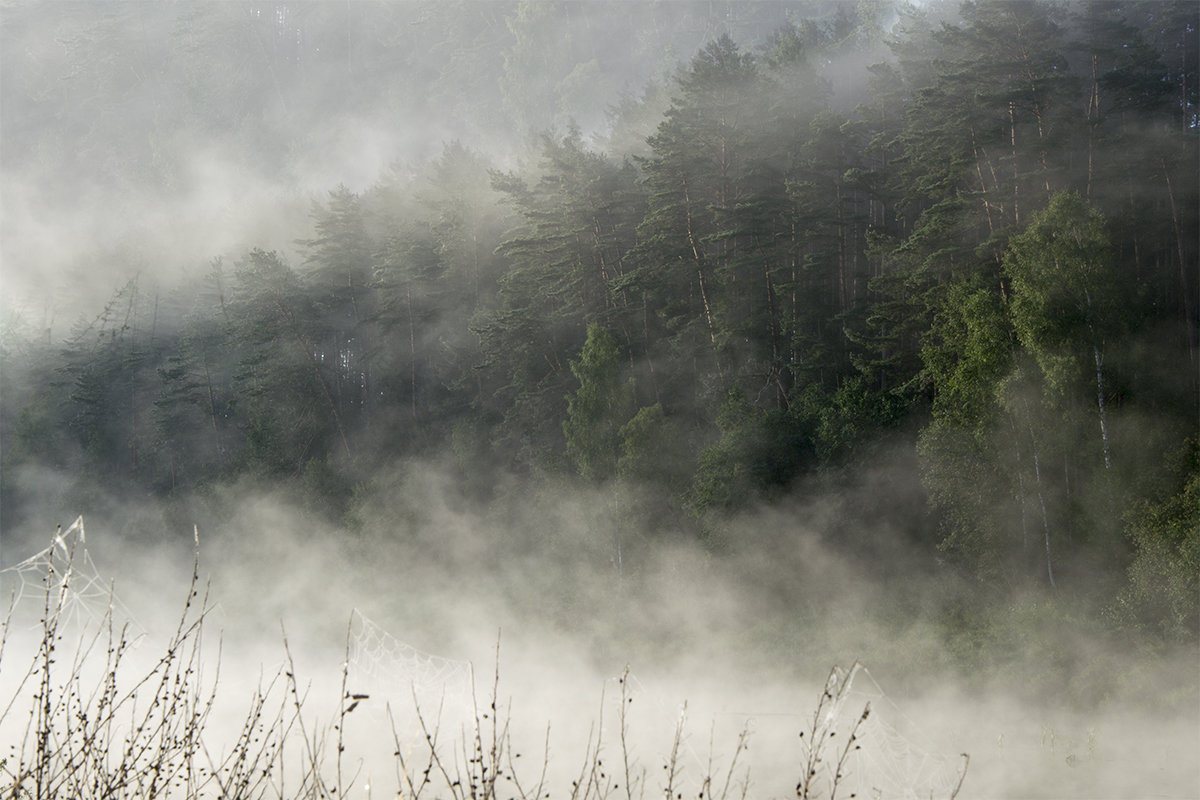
[681,180,719,353]
[1010,102,1021,225]
[1020,405,1056,588]
[1162,159,1196,371]
[1081,286,1114,469]
[201,346,223,461]
[1094,343,1112,469]
[642,294,660,405]
[593,215,614,292]
[1086,54,1100,202]
[1013,16,1052,194]
[1031,439,1055,588]
[275,299,353,460]
[1009,415,1029,553]
[304,344,353,460]
[971,127,996,233]
[838,189,848,312]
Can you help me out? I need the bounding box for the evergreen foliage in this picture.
[1,0,1196,642]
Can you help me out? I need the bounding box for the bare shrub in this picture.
[0,522,967,799]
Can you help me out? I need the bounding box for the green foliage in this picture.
[922,277,1014,433]
[919,419,1016,580]
[1111,442,1200,640]
[617,404,686,487]
[939,596,1133,704]
[1,2,1195,644]
[808,376,906,465]
[479,134,645,471]
[1004,191,1124,400]
[629,35,764,375]
[563,324,635,482]
[687,390,766,517]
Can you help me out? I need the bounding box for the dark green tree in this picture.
[301,186,379,431]
[563,324,635,482]
[480,133,644,469]
[227,249,352,473]
[628,35,764,382]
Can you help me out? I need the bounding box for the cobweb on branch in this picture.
[838,663,969,800]
[597,662,967,800]
[0,516,144,638]
[347,608,475,724]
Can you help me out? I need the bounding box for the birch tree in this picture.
[1003,191,1124,469]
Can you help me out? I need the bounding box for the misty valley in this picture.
[0,1,1196,798]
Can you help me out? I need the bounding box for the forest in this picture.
[0,0,1197,681]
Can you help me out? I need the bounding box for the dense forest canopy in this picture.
[0,0,1196,656]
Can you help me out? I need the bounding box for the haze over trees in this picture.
[1,0,1196,666]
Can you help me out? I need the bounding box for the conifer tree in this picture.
[563,324,635,482]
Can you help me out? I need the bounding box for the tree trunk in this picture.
[681,180,717,349]
[1023,415,1056,588]
[275,298,353,460]
[1094,343,1112,470]
[1162,160,1197,372]
[1085,289,1113,470]
[1032,443,1055,589]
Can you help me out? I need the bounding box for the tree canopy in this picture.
[1,0,1196,642]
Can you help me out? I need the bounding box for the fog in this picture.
[2,1,1197,798]
[0,1,819,326]
[3,455,1196,798]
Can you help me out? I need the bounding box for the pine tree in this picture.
[563,324,635,482]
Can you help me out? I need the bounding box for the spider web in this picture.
[619,662,968,800]
[839,664,969,800]
[0,516,143,637]
[596,663,966,800]
[347,608,475,721]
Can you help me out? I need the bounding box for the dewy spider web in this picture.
[0,516,143,637]
[599,663,966,800]
[840,664,969,800]
[348,608,475,719]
